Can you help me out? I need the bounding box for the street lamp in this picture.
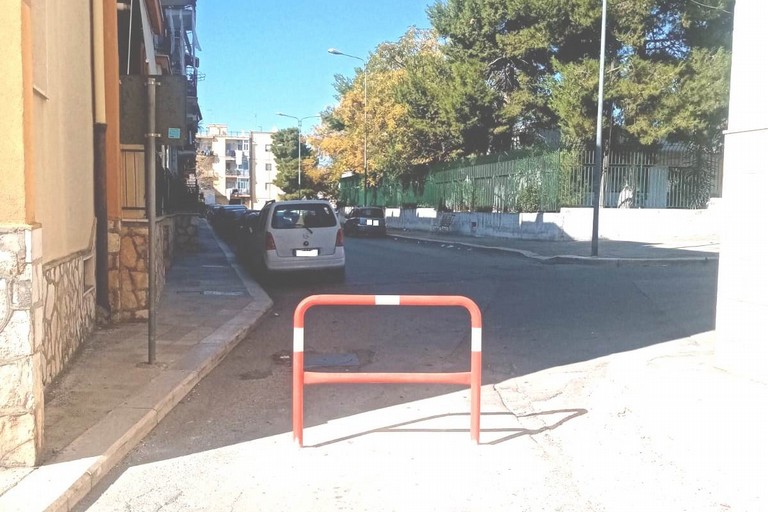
[276,112,321,191]
[591,0,608,257]
[328,47,368,206]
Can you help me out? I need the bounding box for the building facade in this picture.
[197,124,283,208]
[0,0,202,467]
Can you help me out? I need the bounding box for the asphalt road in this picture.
[76,235,718,511]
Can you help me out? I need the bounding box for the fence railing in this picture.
[339,145,722,212]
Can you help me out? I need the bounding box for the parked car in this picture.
[234,209,261,258]
[247,200,345,281]
[209,204,247,237]
[343,206,387,237]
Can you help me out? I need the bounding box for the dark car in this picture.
[209,204,247,238]
[234,209,261,259]
[343,207,387,237]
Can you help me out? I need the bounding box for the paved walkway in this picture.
[0,220,272,511]
[2,223,756,512]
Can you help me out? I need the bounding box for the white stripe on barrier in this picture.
[375,295,401,305]
[293,327,304,352]
[471,327,482,352]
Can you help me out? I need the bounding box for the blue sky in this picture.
[196,0,435,135]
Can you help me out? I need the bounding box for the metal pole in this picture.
[277,113,320,197]
[591,0,607,257]
[297,119,302,189]
[328,49,368,206]
[146,77,158,364]
[249,131,256,209]
[363,66,368,206]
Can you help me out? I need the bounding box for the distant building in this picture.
[196,124,283,208]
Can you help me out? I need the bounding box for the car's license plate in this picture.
[295,249,319,257]
[366,219,380,226]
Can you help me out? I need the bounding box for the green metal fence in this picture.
[339,145,722,211]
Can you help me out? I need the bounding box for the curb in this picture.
[0,304,270,512]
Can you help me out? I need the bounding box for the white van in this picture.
[249,200,345,280]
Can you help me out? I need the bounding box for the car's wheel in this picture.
[252,256,271,283]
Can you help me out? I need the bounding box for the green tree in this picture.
[429,0,733,148]
[272,127,326,200]
[314,28,505,193]
[547,0,733,147]
[428,0,598,145]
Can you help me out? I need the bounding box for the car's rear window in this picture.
[351,208,384,218]
[271,204,337,229]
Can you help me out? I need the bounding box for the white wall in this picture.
[384,207,720,243]
[715,0,768,382]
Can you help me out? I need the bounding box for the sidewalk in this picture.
[0,222,729,511]
[0,220,273,512]
[388,228,719,264]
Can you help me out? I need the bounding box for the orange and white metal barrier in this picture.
[292,294,482,446]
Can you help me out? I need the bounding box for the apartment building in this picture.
[197,124,283,208]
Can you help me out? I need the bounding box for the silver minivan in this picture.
[249,200,345,280]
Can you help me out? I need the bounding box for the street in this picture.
[76,235,718,511]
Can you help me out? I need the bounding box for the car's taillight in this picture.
[336,228,344,247]
[265,232,276,250]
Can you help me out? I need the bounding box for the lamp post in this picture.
[276,112,320,192]
[591,0,607,257]
[328,47,368,206]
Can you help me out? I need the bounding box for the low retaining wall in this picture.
[110,214,199,322]
[0,225,44,466]
[381,205,720,242]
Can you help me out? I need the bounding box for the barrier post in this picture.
[292,294,482,447]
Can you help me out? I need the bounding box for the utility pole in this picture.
[146,76,159,364]
[249,130,256,209]
[591,0,608,257]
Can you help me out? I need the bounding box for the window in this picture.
[265,144,272,152]
[271,204,336,229]
[244,142,249,151]
[265,163,272,172]
[265,182,270,191]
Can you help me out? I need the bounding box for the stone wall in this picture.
[0,225,44,466]
[175,214,199,253]
[40,251,96,386]
[112,214,197,322]
[116,221,164,321]
[107,219,122,317]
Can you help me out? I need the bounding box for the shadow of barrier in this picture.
[293,294,482,447]
[309,409,589,448]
